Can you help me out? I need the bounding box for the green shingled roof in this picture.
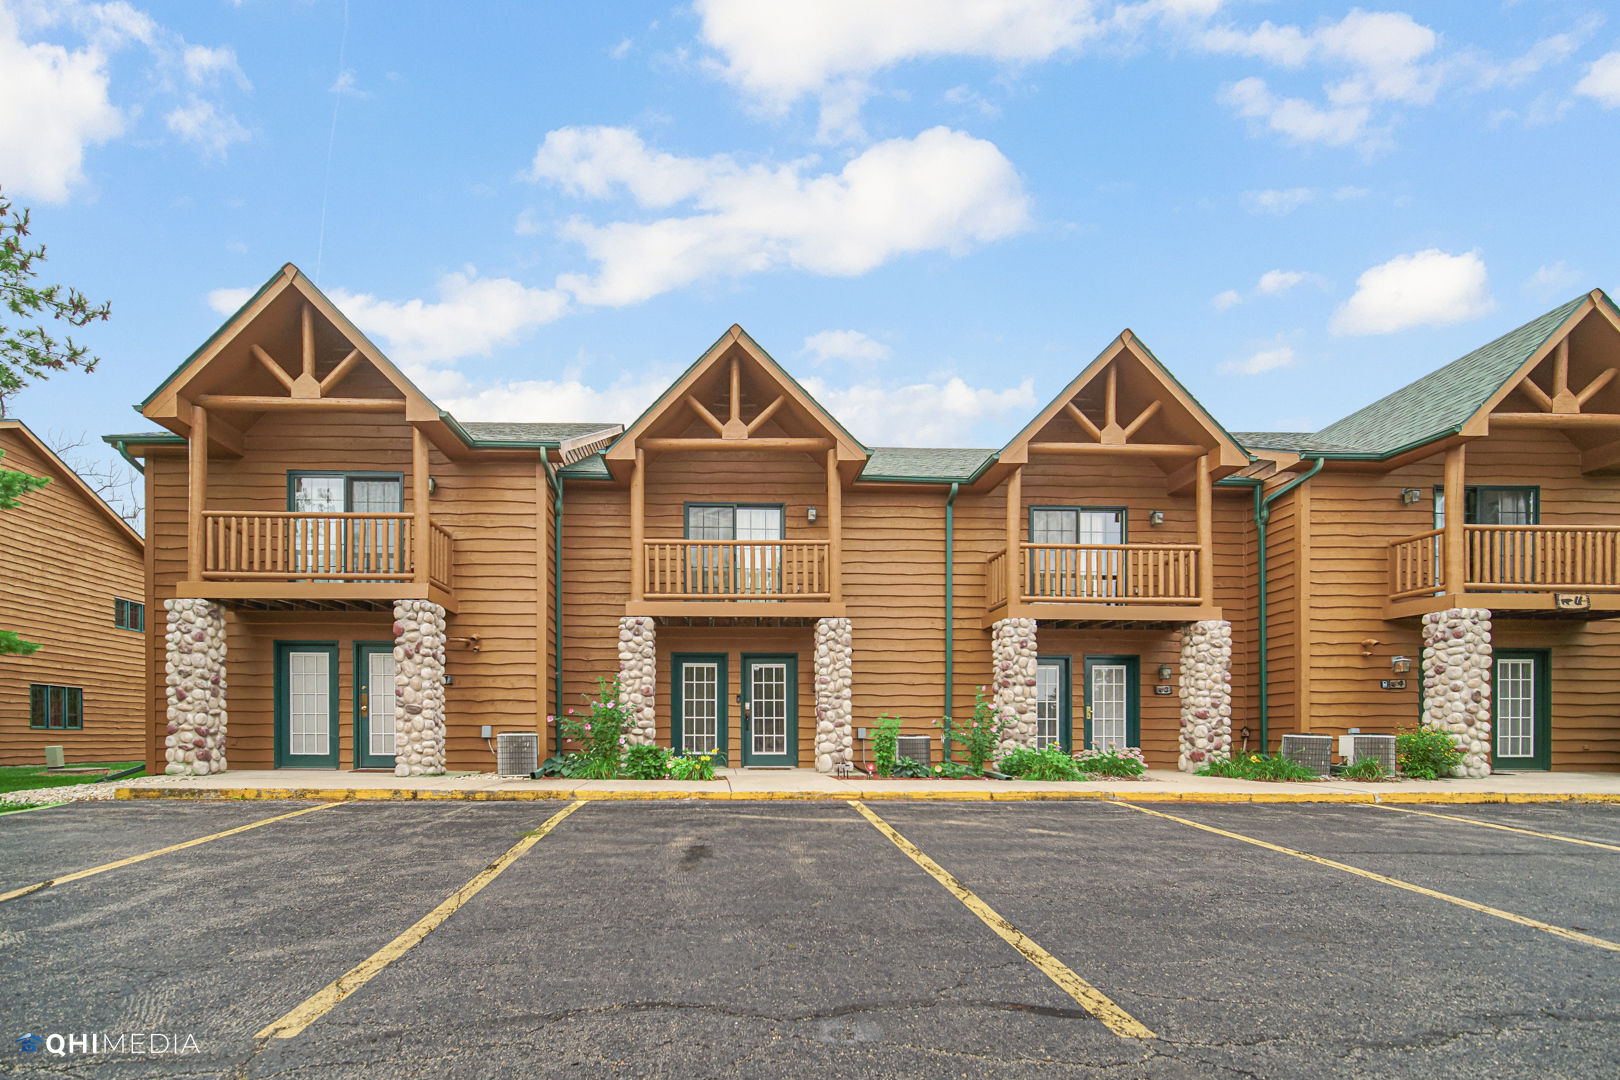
[1305,293,1595,456]
[1230,432,1365,453]
[558,453,612,480]
[459,422,617,446]
[859,447,996,482]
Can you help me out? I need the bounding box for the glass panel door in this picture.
[1492,650,1550,770]
[682,662,720,754]
[356,644,397,768]
[1089,665,1127,751]
[742,656,797,766]
[1034,657,1070,752]
[276,643,338,768]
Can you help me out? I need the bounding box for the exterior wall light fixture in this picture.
[1391,655,1412,674]
[1400,487,1421,504]
[807,506,817,522]
[1157,664,1173,680]
[1148,510,1165,526]
[427,477,438,495]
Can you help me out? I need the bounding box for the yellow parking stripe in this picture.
[257,799,586,1040]
[0,802,341,904]
[851,801,1154,1039]
[1120,803,1620,954]
[1370,803,1620,852]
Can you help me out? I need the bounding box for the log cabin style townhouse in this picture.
[106,263,1620,779]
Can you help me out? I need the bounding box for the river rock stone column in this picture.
[814,617,854,773]
[992,617,1039,754]
[1177,620,1233,772]
[393,600,446,777]
[1422,608,1493,778]
[163,598,228,776]
[618,616,657,746]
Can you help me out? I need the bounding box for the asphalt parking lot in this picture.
[2,798,1617,1078]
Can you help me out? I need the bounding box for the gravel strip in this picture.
[0,773,210,808]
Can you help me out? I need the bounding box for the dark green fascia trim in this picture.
[1123,335,1256,463]
[102,432,185,473]
[856,451,1003,488]
[1221,425,1466,465]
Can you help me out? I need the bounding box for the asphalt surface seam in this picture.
[0,801,341,904]
[1119,802,1620,953]
[256,799,587,1041]
[851,799,1157,1040]
[1368,803,1620,851]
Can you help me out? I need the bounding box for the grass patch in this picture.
[1195,754,1320,782]
[0,761,144,795]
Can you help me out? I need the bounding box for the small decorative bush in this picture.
[622,743,670,779]
[1196,753,1319,782]
[934,686,1013,775]
[1074,747,1147,778]
[668,753,717,781]
[1397,727,1463,780]
[932,760,976,779]
[871,713,903,777]
[549,676,634,779]
[891,756,930,778]
[999,746,1086,782]
[1341,756,1388,781]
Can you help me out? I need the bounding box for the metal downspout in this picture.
[1253,456,1325,754]
[943,482,960,757]
[543,460,564,759]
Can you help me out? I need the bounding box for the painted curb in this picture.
[114,786,1620,806]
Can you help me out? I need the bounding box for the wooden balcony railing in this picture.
[642,539,831,600]
[201,511,452,587]
[1389,525,1620,599]
[988,543,1203,608]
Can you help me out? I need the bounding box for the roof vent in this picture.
[559,425,625,466]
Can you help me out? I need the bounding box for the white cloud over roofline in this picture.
[1329,249,1494,336]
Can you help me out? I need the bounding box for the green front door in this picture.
[672,654,727,759]
[275,642,339,769]
[354,642,397,770]
[1492,649,1551,771]
[1035,656,1072,752]
[1082,655,1140,752]
[741,655,797,767]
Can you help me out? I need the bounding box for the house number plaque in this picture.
[1555,594,1592,611]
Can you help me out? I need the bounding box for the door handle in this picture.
[1085,707,1093,720]
[361,690,368,717]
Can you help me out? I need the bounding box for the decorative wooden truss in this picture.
[1029,361,1207,458]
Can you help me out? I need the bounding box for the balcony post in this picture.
[413,426,430,585]
[1196,453,1213,606]
[630,447,645,602]
[1444,443,1466,595]
[826,448,842,603]
[1005,466,1022,608]
[187,404,208,581]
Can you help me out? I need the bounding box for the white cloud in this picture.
[0,5,124,202]
[166,96,249,157]
[432,368,671,425]
[207,286,253,315]
[803,329,892,364]
[1329,249,1494,336]
[695,0,1104,139]
[1241,186,1314,215]
[330,268,569,364]
[1211,289,1243,312]
[1221,77,1371,148]
[1213,268,1318,310]
[1522,261,1583,301]
[536,125,1030,308]
[1575,50,1620,107]
[1217,342,1295,376]
[801,374,1036,446]
[182,43,247,88]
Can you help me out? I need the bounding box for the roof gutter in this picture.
[543,459,564,758]
[942,482,960,758]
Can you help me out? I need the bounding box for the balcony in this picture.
[984,542,1217,626]
[628,539,842,618]
[180,511,456,611]
[1387,524,1620,619]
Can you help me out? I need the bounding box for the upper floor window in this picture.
[685,504,784,541]
[1030,507,1126,545]
[1435,486,1539,528]
[288,472,404,514]
[114,598,144,632]
[30,684,83,730]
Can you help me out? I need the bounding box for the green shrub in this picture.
[932,760,976,779]
[1397,727,1463,780]
[1074,747,1147,778]
[934,686,1013,775]
[535,753,588,778]
[622,743,670,779]
[872,714,903,777]
[999,746,1086,782]
[668,753,717,781]
[1341,756,1388,781]
[1195,753,1318,782]
[891,757,930,778]
[550,676,634,777]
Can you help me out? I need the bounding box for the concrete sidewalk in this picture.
[113,767,1620,804]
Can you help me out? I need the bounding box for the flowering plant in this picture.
[551,676,633,778]
[1073,746,1147,778]
[668,753,717,781]
[934,686,1011,775]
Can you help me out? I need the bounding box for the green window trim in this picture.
[285,471,406,513]
[1028,505,1130,545]
[1434,485,1541,527]
[29,684,84,730]
[114,598,145,632]
[682,502,788,540]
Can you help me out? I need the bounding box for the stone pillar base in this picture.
[394,600,446,776]
[1422,608,1493,778]
[1178,620,1233,772]
[163,599,228,775]
[619,616,657,745]
[814,617,854,772]
[992,617,1038,754]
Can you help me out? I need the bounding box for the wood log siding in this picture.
[642,539,831,599]
[1388,524,1620,597]
[429,522,455,592]
[1020,543,1202,602]
[201,511,420,581]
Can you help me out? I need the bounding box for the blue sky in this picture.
[5,0,1620,483]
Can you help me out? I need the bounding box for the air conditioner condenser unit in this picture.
[1339,734,1398,774]
[496,732,541,777]
[1279,734,1333,776]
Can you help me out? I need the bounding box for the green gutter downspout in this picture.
[543,460,564,758]
[943,482,960,758]
[1244,456,1325,755]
